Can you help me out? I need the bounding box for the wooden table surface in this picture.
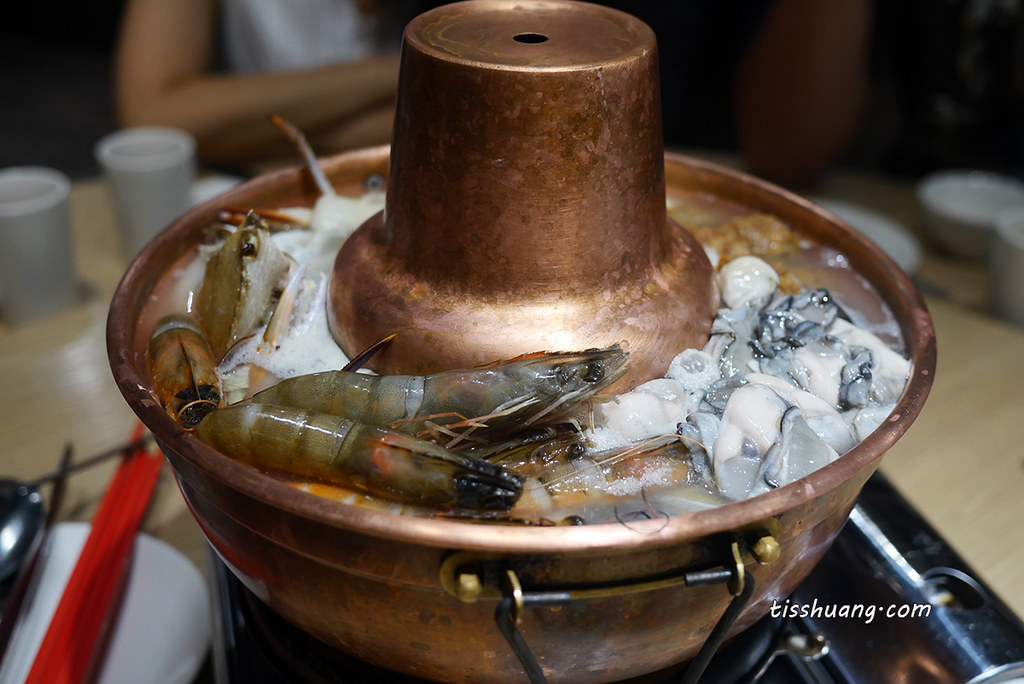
[2,158,1022,624]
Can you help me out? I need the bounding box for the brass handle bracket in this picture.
[439,519,780,605]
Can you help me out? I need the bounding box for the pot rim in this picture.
[106,146,936,555]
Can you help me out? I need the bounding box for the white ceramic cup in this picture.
[94,127,196,259]
[991,206,1024,327]
[0,167,77,324]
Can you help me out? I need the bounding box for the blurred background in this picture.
[1,4,123,179]
[3,0,1022,183]
[2,4,1024,681]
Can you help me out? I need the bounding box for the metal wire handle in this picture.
[492,546,757,684]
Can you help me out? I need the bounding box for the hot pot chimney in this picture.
[329,0,717,389]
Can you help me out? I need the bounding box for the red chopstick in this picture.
[24,422,164,684]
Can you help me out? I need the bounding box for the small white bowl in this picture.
[915,169,1024,259]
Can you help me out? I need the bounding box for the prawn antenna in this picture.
[270,114,335,198]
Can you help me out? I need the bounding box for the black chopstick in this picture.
[25,436,153,488]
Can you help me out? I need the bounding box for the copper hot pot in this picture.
[107,2,935,682]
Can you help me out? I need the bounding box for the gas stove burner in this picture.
[208,473,1024,684]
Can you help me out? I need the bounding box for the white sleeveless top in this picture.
[220,0,382,72]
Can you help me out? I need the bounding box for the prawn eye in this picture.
[240,240,257,257]
[581,361,604,383]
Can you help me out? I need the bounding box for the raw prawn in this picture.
[192,403,523,511]
[240,346,628,442]
[490,431,726,523]
[147,314,225,429]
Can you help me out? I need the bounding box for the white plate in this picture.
[811,197,923,274]
[0,522,210,684]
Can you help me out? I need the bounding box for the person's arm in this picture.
[733,0,873,186]
[114,0,400,166]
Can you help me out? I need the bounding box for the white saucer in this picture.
[811,197,923,274]
[190,174,244,207]
[0,522,210,684]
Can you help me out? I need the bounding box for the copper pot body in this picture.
[329,1,716,390]
[108,146,935,683]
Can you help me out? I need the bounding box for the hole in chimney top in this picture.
[514,32,548,44]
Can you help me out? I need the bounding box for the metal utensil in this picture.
[0,481,44,584]
[0,444,73,664]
